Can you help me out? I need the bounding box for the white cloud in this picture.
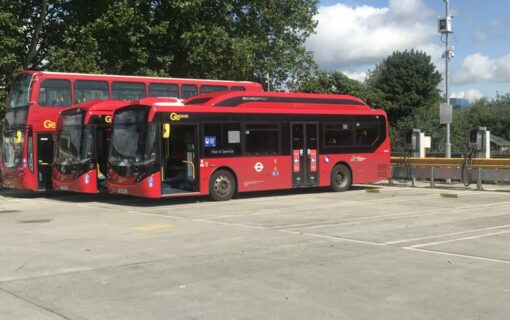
[343,71,367,82]
[306,0,436,70]
[451,89,484,102]
[454,53,510,85]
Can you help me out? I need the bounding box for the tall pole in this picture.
[444,0,451,158]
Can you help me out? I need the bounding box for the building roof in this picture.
[491,135,510,147]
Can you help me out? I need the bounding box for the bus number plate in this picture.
[117,188,128,194]
[60,185,68,191]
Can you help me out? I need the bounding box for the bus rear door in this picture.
[291,123,319,187]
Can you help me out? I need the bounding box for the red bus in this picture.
[52,98,181,193]
[1,71,262,191]
[107,91,391,200]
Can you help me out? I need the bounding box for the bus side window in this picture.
[244,124,280,156]
[181,85,198,99]
[38,79,72,107]
[149,83,179,98]
[74,80,109,104]
[200,85,228,94]
[231,86,246,91]
[355,120,380,146]
[112,82,146,100]
[203,123,241,157]
[323,123,354,147]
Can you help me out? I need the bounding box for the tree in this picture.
[45,0,318,86]
[294,70,389,110]
[451,93,510,153]
[366,50,443,151]
[0,1,23,118]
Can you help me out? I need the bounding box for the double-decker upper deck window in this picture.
[181,85,198,99]
[74,80,109,103]
[149,83,179,98]
[8,74,32,109]
[231,86,246,91]
[244,124,280,156]
[112,82,146,100]
[38,79,72,107]
[200,85,228,94]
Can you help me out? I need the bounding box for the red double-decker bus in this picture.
[52,98,181,193]
[1,71,262,191]
[107,91,391,200]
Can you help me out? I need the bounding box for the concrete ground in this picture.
[1,184,509,320]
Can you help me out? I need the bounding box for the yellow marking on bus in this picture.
[133,224,173,232]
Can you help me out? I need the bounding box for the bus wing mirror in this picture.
[163,123,171,139]
[16,130,22,144]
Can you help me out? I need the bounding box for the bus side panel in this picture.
[318,151,390,186]
[200,156,292,193]
[318,154,357,187]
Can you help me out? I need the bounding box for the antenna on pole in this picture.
[439,0,454,159]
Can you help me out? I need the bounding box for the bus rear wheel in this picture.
[209,170,236,201]
[331,164,351,192]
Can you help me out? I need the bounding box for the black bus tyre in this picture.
[330,164,351,192]
[209,170,236,201]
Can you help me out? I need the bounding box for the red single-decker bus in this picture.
[107,91,391,200]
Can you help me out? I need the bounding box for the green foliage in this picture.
[451,94,510,153]
[367,49,442,122]
[294,70,389,110]
[0,1,22,117]
[366,49,443,151]
[45,0,318,84]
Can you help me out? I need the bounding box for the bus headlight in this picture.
[84,174,90,185]
[148,176,154,188]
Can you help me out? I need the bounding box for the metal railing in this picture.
[390,156,510,190]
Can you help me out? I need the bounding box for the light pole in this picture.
[439,0,454,158]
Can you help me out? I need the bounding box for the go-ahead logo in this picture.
[43,120,56,129]
[170,112,189,121]
[105,116,112,124]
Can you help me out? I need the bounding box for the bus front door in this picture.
[291,123,319,187]
[161,124,198,195]
[37,133,54,190]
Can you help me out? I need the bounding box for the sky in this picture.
[306,0,510,102]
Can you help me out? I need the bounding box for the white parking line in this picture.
[277,201,510,230]
[281,230,386,246]
[386,224,510,245]
[405,247,510,265]
[406,229,510,249]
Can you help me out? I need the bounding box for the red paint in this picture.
[293,150,300,173]
[107,91,391,199]
[310,149,317,172]
[1,71,262,191]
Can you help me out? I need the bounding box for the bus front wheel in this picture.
[209,170,236,201]
[331,164,352,192]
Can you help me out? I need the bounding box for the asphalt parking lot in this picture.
[1,184,510,320]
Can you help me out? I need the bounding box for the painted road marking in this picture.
[133,224,173,232]
[386,224,510,245]
[406,229,510,249]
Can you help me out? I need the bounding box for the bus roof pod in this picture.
[183,91,371,109]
